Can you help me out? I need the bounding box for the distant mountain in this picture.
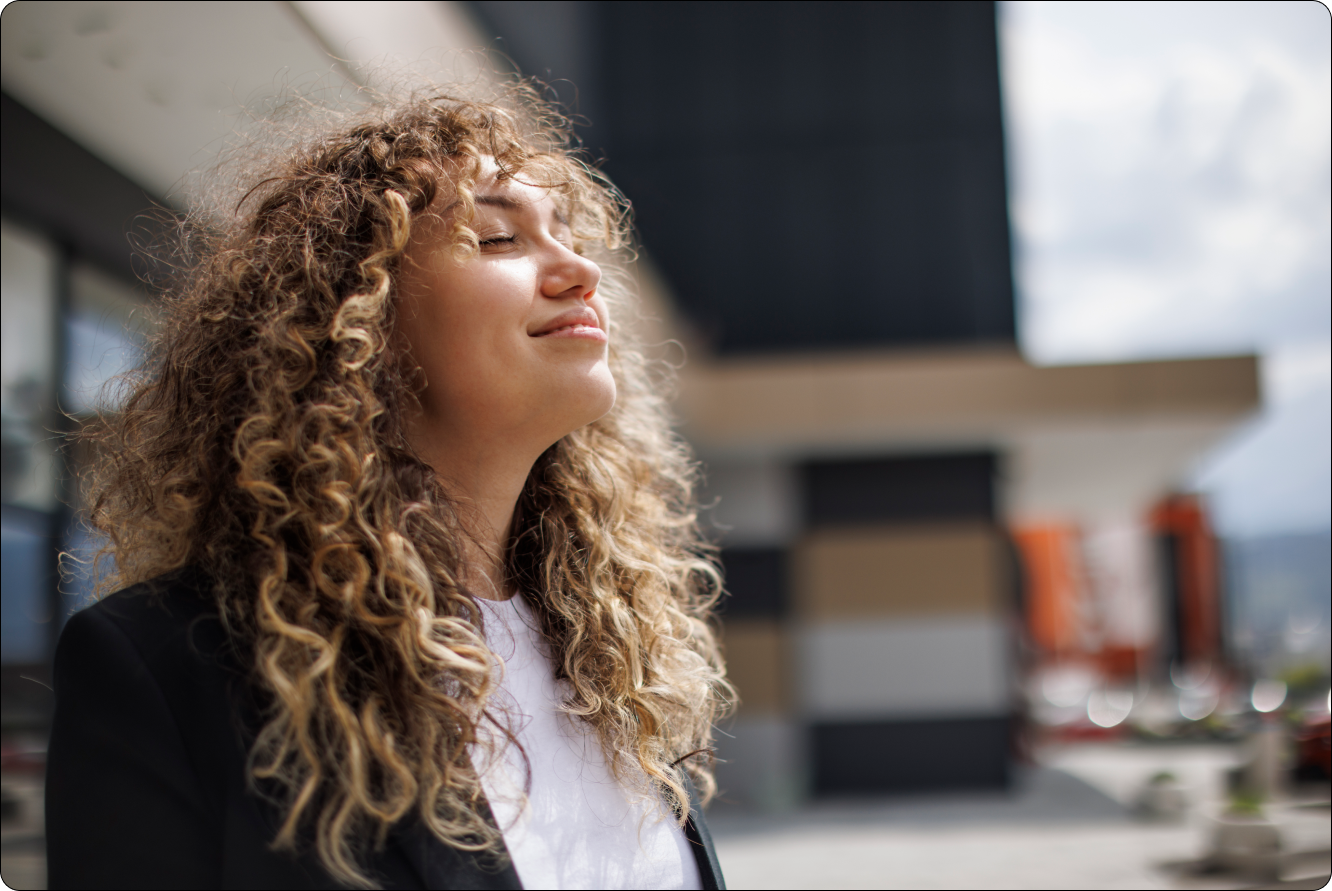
[1223,530,1331,673]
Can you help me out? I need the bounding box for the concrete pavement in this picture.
[708,744,1330,890]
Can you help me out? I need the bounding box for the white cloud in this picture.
[1001,1,1331,535]
[1001,0,1331,365]
[1265,339,1332,406]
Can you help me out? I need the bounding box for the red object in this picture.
[1097,645,1141,680]
[1045,723,1127,743]
[1296,713,1332,779]
[0,743,46,776]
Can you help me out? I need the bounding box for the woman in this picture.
[46,84,731,890]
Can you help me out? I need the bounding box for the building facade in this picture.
[1,2,1260,810]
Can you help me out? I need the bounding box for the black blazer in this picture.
[45,570,725,890]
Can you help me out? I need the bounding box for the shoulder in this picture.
[46,567,246,888]
[52,565,254,792]
[59,562,237,681]
[63,565,226,664]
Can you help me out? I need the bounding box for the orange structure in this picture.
[1012,523,1086,657]
[1013,494,1224,686]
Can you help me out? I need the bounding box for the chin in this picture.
[566,366,618,432]
[583,370,619,425]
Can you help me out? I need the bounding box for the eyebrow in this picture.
[475,193,570,227]
[475,194,524,211]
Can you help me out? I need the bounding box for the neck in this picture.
[409,424,541,602]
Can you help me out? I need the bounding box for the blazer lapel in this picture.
[683,775,727,891]
[390,802,523,891]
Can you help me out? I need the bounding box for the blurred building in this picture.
[468,0,1258,802]
[1,0,1260,810]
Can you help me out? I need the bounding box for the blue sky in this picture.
[999,0,1331,537]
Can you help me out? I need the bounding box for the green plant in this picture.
[1227,789,1264,816]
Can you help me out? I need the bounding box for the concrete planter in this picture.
[1207,803,1332,879]
[1208,812,1281,877]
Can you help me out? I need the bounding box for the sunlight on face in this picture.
[393,160,616,463]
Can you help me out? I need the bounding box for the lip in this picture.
[530,306,606,341]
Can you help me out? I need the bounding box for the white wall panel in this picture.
[797,615,1010,720]
[698,459,797,547]
[712,716,805,810]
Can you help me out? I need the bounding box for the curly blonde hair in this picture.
[81,82,731,887]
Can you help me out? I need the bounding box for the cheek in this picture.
[398,264,482,352]
[395,267,535,406]
[432,262,531,329]
[394,291,447,374]
[394,276,462,397]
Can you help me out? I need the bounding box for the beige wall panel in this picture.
[721,619,789,716]
[678,351,1259,449]
[797,614,1010,719]
[794,524,1002,620]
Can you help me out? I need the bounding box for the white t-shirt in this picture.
[471,595,702,891]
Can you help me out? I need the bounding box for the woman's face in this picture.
[393,162,615,464]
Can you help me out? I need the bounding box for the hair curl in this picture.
[81,81,732,888]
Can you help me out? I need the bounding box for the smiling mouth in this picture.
[534,322,607,342]
[531,307,605,339]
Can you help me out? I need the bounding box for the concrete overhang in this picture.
[0,2,485,204]
[675,348,1261,522]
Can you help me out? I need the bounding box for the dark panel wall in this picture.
[598,1,1015,354]
[812,715,1011,794]
[1,93,162,285]
[718,547,788,618]
[803,453,997,527]
[466,1,1017,356]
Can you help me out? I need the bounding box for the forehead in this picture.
[482,152,582,207]
[475,177,553,208]
[467,175,573,231]
[426,157,572,227]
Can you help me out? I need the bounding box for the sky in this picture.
[999,0,1331,538]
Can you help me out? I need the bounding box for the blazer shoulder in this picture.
[54,564,251,790]
[74,565,219,638]
[63,566,237,677]
[47,567,235,889]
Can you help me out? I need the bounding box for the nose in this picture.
[541,242,601,302]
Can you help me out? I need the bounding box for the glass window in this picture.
[1,219,57,512]
[65,263,151,415]
[1,505,51,664]
[2,218,59,666]
[3,219,155,662]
